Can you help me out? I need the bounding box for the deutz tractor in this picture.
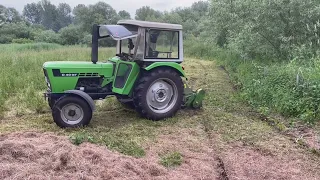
[43,20,205,128]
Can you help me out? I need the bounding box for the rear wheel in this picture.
[133,68,184,120]
[52,96,92,128]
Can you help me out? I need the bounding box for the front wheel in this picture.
[52,96,92,128]
[133,68,184,120]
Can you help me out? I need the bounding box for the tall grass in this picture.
[185,39,320,124]
[0,43,115,117]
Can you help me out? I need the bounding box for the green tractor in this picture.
[43,20,205,128]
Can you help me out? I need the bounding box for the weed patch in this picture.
[159,152,183,168]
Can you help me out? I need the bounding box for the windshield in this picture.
[120,38,137,55]
[99,25,138,40]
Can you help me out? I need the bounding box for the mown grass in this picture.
[0,44,309,160]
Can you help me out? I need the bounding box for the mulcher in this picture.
[43,20,205,128]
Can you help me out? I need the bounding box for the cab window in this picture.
[145,29,179,59]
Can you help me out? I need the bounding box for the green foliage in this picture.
[159,152,183,168]
[69,131,145,157]
[208,0,320,60]
[12,38,34,44]
[0,6,22,23]
[23,3,42,24]
[0,22,33,43]
[35,30,60,43]
[135,6,162,21]
[118,10,131,19]
[70,132,95,145]
[80,34,92,46]
[73,2,119,33]
[23,0,72,31]
[59,25,84,45]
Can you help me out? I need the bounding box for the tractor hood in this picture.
[43,61,106,69]
[43,61,115,93]
[43,61,114,79]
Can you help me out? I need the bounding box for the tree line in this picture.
[1,0,319,60]
[0,0,208,46]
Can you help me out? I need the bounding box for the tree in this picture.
[23,3,42,24]
[73,2,119,33]
[40,0,58,31]
[0,6,22,24]
[56,3,72,30]
[4,7,22,23]
[118,10,131,19]
[0,5,6,25]
[208,0,320,59]
[135,6,162,21]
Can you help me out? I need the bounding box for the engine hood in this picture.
[43,61,105,69]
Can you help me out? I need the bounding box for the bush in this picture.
[80,34,92,47]
[59,25,85,45]
[34,30,61,44]
[0,35,15,44]
[185,38,320,124]
[0,22,32,41]
[12,38,34,44]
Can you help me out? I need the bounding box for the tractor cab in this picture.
[43,20,205,128]
[92,20,183,63]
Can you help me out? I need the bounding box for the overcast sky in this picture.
[1,0,201,18]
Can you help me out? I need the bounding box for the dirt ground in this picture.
[1,59,320,180]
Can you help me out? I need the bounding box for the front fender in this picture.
[144,62,186,77]
[65,90,96,111]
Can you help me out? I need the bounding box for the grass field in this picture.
[0,43,320,179]
[0,43,115,117]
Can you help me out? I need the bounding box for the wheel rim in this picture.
[146,78,178,114]
[60,103,84,125]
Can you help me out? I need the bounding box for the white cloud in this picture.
[1,0,201,18]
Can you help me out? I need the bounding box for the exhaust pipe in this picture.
[91,24,99,64]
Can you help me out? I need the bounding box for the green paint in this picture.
[43,61,114,93]
[144,62,186,77]
[112,61,140,95]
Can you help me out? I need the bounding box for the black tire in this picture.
[116,96,135,110]
[52,95,92,128]
[48,98,55,109]
[133,67,184,120]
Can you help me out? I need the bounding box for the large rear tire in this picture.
[52,96,92,128]
[133,67,184,120]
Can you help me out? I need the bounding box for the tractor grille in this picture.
[79,73,99,77]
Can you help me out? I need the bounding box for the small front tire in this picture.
[52,96,92,128]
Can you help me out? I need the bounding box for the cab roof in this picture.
[117,20,183,30]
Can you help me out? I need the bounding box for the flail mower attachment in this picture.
[182,83,205,109]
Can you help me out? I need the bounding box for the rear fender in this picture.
[144,62,186,77]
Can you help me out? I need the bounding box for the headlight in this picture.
[43,69,51,89]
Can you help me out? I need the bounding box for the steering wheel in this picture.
[118,52,131,61]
